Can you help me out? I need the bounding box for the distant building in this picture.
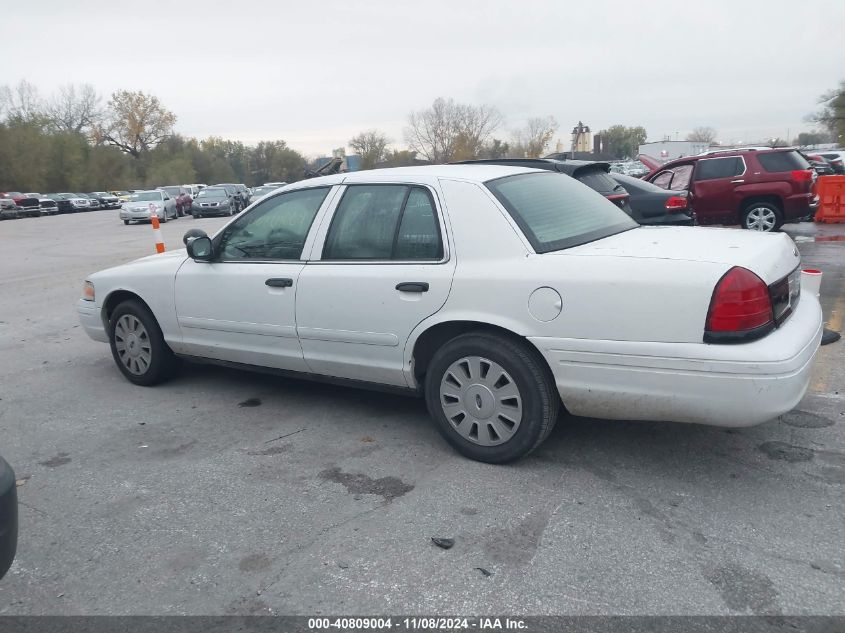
[571,121,592,153]
[638,140,710,161]
[314,149,362,172]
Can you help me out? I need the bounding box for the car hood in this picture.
[130,248,188,265]
[558,226,800,284]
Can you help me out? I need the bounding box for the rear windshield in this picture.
[758,151,810,173]
[573,168,623,195]
[486,172,637,253]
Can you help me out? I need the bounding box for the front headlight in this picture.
[82,281,95,302]
[149,204,159,213]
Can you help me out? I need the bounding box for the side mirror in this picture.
[186,235,213,261]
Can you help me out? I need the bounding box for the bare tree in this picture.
[405,97,501,163]
[45,84,102,134]
[686,126,718,143]
[0,80,44,124]
[349,129,391,169]
[97,90,176,158]
[511,116,558,157]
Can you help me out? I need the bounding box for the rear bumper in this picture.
[0,456,18,581]
[529,292,823,427]
[783,192,818,220]
[77,300,108,343]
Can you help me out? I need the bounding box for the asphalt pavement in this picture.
[0,211,842,615]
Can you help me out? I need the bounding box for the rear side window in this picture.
[695,157,744,180]
[486,172,637,253]
[323,185,443,260]
[758,151,810,173]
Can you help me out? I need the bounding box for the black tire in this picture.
[424,332,559,463]
[194,213,202,219]
[741,202,782,231]
[108,299,178,386]
[123,220,129,225]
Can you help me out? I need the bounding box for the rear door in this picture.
[689,156,746,224]
[295,182,456,387]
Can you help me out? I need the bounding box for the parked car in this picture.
[813,150,845,174]
[45,194,76,214]
[76,193,102,210]
[27,194,60,216]
[250,185,278,201]
[214,183,249,211]
[59,193,93,212]
[608,174,693,225]
[458,158,634,215]
[191,187,236,218]
[156,186,192,216]
[0,198,18,220]
[112,191,133,202]
[177,192,193,216]
[90,192,122,209]
[4,192,41,217]
[644,148,818,231]
[804,153,835,176]
[0,455,17,581]
[119,190,178,224]
[77,165,822,463]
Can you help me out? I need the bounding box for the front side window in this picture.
[486,172,637,253]
[322,185,443,260]
[695,157,743,181]
[217,187,329,261]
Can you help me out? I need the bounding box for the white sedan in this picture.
[77,165,823,463]
[119,190,179,225]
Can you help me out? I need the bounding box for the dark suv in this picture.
[644,148,818,231]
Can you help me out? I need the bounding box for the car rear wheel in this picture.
[742,203,782,231]
[424,332,559,463]
[108,299,178,386]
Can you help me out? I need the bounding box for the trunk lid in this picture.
[560,226,800,284]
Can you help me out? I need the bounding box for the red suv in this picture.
[644,148,818,231]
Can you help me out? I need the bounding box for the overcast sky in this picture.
[4,0,842,156]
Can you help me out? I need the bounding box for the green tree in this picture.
[600,125,648,159]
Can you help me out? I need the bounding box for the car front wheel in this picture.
[424,332,559,463]
[742,203,782,231]
[108,299,178,386]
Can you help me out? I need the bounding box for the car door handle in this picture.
[730,179,745,183]
[395,282,429,293]
[265,278,293,288]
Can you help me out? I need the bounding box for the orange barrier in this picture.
[815,175,845,224]
[150,208,166,253]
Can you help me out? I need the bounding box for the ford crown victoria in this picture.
[77,165,823,463]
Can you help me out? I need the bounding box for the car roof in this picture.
[328,164,543,186]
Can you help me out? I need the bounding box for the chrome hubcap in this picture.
[746,207,776,231]
[439,356,523,446]
[114,314,152,375]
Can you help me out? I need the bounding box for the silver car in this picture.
[119,190,178,225]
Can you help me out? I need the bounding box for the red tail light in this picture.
[705,267,774,343]
[665,195,688,211]
[791,170,812,182]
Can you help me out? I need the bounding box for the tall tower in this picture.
[570,121,592,154]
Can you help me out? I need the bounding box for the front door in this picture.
[296,183,456,387]
[174,186,334,371]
